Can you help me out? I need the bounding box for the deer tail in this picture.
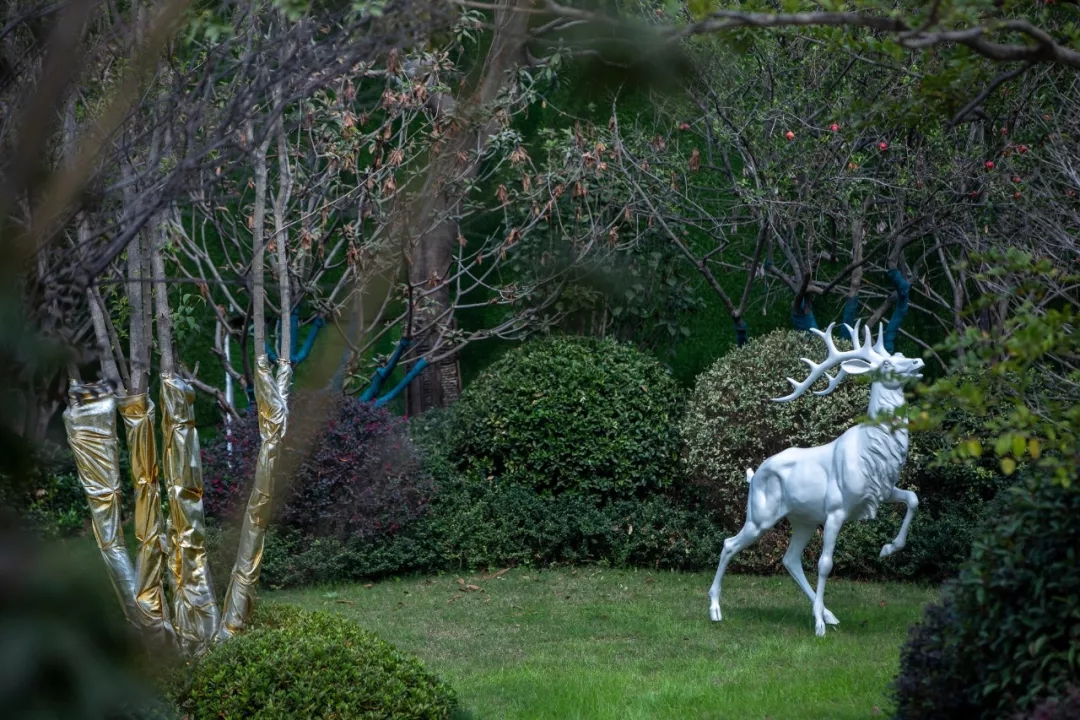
[745,467,755,483]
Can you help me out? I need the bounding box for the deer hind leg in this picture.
[708,522,765,622]
[783,521,839,626]
[812,510,846,637]
[709,473,786,623]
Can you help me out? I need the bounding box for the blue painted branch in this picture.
[884,268,911,353]
[791,297,818,331]
[374,357,428,408]
[839,296,859,341]
[359,337,413,402]
[289,310,299,359]
[292,316,325,364]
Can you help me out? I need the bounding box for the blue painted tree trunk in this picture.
[791,297,818,332]
[839,296,859,341]
[733,317,748,347]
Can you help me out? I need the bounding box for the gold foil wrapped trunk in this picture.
[160,374,219,653]
[116,393,173,643]
[217,356,292,640]
[63,381,140,625]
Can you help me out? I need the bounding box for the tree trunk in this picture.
[405,0,530,415]
[250,123,271,357]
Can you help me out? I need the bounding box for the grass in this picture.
[269,568,936,720]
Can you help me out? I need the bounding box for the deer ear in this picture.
[840,359,873,375]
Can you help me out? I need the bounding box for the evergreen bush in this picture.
[447,336,683,502]
[892,475,1080,719]
[167,603,456,719]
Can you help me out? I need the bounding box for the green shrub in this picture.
[167,603,456,719]
[892,476,1080,719]
[447,336,683,502]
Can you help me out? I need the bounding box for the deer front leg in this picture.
[880,488,919,558]
[813,511,845,637]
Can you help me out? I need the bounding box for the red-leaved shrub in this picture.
[200,392,432,540]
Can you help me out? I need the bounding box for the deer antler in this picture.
[773,321,881,403]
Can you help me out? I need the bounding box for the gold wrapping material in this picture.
[63,382,140,625]
[160,374,220,653]
[116,393,174,642]
[217,355,292,640]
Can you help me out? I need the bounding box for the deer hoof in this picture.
[709,605,722,622]
[824,609,840,626]
[880,543,897,558]
[815,618,827,637]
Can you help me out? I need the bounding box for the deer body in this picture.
[707,322,923,636]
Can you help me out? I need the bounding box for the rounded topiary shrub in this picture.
[168,603,456,719]
[448,336,683,501]
[892,476,1080,720]
[681,329,869,568]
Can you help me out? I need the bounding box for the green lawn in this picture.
[269,568,935,720]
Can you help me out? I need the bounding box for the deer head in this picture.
[773,321,925,403]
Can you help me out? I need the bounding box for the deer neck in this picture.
[868,382,907,430]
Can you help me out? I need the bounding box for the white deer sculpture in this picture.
[707,320,925,636]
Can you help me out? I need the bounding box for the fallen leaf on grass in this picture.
[494,568,511,578]
[364,583,373,589]
[879,600,887,608]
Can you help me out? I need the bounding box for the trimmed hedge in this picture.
[447,336,683,502]
[892,475,1080,719]
[167,603,456,719]
[206,457,726,589]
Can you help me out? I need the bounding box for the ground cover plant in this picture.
[270,568,936,720]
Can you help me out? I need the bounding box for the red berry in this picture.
[785,131,795,141]
[878,141,889,151]
[985,161,995,170]
[1001,127,1008,135]
[829,123,840,132]
[1018,145,1029,154]
[969,191,980,199]
[1012,176,1021,183]
[679,122,690,131]
[1014,191,1022,199]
